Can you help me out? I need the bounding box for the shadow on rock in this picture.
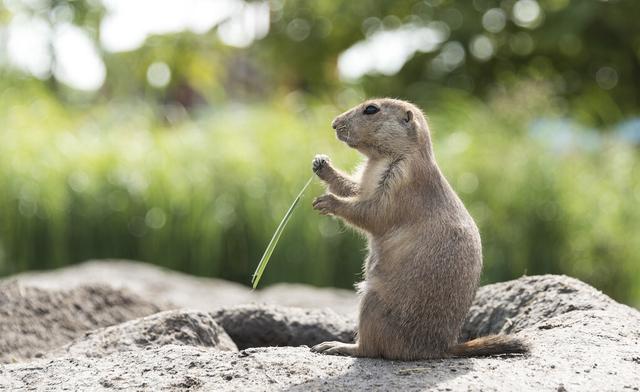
[211,304,356,349]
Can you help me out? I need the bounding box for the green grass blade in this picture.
[251,175,315,289]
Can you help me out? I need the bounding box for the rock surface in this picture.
[11,259,358,315]
[50,310,238,358]
[460,274,617,340]
[2,304,639,391]
[1,261,639,391]
[212,304,355,349]
[0,281,163,363]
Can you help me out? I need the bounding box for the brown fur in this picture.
[310,98,528,360]
[451,335,530,358]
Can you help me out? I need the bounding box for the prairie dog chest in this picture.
[357,158,394,200]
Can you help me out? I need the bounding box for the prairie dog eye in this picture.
[363,105,379,115]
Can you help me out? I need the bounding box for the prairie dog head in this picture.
[331,98,432,158]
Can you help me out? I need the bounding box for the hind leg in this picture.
[356,290,408,359]
[311,290,400,359]
[310,292,381,358]
[311,341,361,356]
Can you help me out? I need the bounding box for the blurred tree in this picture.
[0,0,105,93]
[261,0,640,125]
[2,0,639,125]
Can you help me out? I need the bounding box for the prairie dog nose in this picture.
[331,118,338,130]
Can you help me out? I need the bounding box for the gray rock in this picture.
[51,310,238,358]
[0,281,163,363]
[2,299,639,391]
[9,259,253,311]
[10,259,359,315]
[1,272,639,391]
[258,283,358,316]
[461,274,616,340]
[211,304,356,349]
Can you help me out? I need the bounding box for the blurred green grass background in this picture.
[1,0,639,307]
[2,84,638,306]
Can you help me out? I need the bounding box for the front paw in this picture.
[312,154,331,176]
[312,194,339,215]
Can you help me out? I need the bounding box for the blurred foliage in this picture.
[263,0,640,125]
[1,0,640,306]
[1,0,639,124]
[0,86,639,306]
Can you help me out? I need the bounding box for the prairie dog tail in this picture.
[451,335,529,357]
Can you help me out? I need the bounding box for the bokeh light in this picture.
[147,62,171,89]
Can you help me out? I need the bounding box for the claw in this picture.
[312,154,330,174]
[312,194,337,215]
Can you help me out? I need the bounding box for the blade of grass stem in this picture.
[251,175,315,289]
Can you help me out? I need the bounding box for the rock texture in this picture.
[0,281,163,363]
[212,304,355,349]
[50,310,238,358]
[11,259,358,315]
[461,274,617,340]
[1,261,639,391]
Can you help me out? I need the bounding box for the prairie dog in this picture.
[310,98,528,360]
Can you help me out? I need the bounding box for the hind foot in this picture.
[311,341,360,357]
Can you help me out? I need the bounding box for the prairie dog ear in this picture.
[404,110,413,123]
[404,109,417,138]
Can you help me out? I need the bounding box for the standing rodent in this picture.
[310,98,528,360]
